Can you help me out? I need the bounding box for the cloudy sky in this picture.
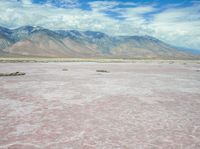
[0,0,200,50]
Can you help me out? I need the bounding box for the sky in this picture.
[0,0,200,50]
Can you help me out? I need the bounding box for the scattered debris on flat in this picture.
[62,69,68,71]
[96,70,109,73]
[0,72,26,77]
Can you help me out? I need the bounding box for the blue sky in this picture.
[0,0,200,50]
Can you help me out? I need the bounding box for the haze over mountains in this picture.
[0,26,199,59]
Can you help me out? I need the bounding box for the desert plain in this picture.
[0,60,200,149]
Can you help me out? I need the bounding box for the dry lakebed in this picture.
[0,61,200,149]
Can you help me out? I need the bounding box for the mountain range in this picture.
[0,25,199,59]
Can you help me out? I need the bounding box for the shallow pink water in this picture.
[0,62,200,149]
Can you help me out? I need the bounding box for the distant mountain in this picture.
[0,27,14,55]
[0,26,199,59]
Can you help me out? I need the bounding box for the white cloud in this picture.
[150,4,200,49]
[89,1,120,11]
[0,0,199,49]
[0,0,120,32]
[89,1,137,12]
[119,6,156,15]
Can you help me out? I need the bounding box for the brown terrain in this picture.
[0,61,200,148]
[1,26,199,59]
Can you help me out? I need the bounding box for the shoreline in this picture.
[0,57,200,63]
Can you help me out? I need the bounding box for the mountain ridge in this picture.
[0,26,199,59]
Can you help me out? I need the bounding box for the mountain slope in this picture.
[0,27,14,56]
[0,26,199,59]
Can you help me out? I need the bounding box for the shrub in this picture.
[96,70,109,73]
[62,69,68,71]
[0,72,26,77]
